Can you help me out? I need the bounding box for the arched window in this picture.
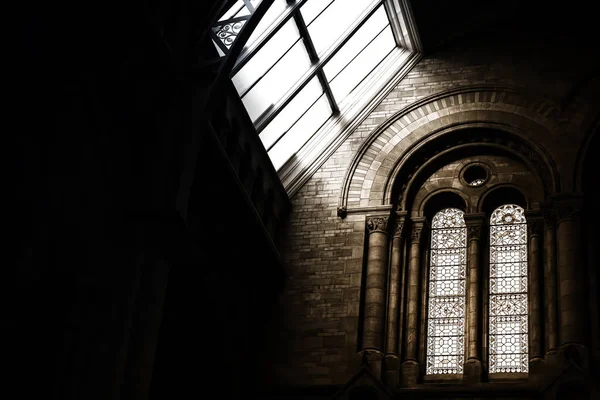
[426,208,467,374]
[489,204,529,373]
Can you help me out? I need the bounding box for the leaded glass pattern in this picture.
[426,208,466,375]
[489,204,529,373]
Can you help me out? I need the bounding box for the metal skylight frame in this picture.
[216,0,422,192]
[232,0,386,136]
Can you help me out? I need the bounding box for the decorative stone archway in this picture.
[343,85,594,393]
[338,86,562,216]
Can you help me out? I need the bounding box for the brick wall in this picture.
[257,36,594,387]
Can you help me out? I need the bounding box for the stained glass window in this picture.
[489,204,529,373]
[426,208,466,375]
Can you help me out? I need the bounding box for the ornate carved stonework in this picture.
[394,221,405,238]
[464,215,484,241]
[527,219,544,237]
[554,202,582,223]
[337,206,347,219]
[367,217,388,234]
[541,207,555,227]
[410,226,423,244]
[390,131,557,212]
[469,225,481,240]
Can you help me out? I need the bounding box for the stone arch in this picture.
[478,184,532,214]
[390,127,550,214]
[338,86,561,214]
[416,189,469,219]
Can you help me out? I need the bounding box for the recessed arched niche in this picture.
[389,127,549,216]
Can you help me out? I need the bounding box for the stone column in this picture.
[542,208,559,362]
[401,218,427,387]
[525,212,544,377]
[464,213,485,383]
[554,196,588,368]
[383,214,406,386]
[362,216,390,377]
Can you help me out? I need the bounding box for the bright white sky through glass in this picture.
[307,0,375,55]
[224,0,397,171]
[233,19,301,96]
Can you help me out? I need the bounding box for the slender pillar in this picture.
[418,247,429,378]
[362,216,390,377]
[401,218,426,387]
[542,208,559,360]
[383,215,406,386]
[554,196,588,368]
[526,212,544,378]
[464,214,485,382]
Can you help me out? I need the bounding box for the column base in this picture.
[528,357,546,385]
[400,360,419,387]
[359,350,383,379]
[383,354,399,387]
[463,358,482,383]
[545,349,559,366]
[557,343,589,371]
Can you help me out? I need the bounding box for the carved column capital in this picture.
[367,216,389,234]
[541,207,555,227]
[393,211,408,239]
[409,218,428,244]
[464,213,486,241]
[554,203,581,224]
[467,224,482,240]
[527,220,544,237]
[394,221,405,238]
[525,211,544,237]
[551,195,583,224]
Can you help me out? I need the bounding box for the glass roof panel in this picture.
[219,0,246,21]
[245,0,289,48]
[259,76,323,151]
[328,25,394,103]
[232,19,301,95]
[323,5,388,80]
[268,94,332,170]
[241,40,312,122]
[307,0,377,55]
[220,0,409,177]
[299,0,335,25]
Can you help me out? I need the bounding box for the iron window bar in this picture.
[253,0,386,133]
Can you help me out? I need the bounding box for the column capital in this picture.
[464,213,486,241]
[540,205,555,226]
[366,216,389,234]
[393,212,408,238]
[409,217,428,244]
[550,194,583,224]
[525,211,544,237]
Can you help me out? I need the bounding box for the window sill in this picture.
[423,373,463,384]
[488,372,528,382]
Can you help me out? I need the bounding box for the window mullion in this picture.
[383,0,405,48]
[232,0,310,74]
[254,1,382,132]
[294,11,339,114]
[242,0,255,13]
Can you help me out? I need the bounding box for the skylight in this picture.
[214,0,421,189]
